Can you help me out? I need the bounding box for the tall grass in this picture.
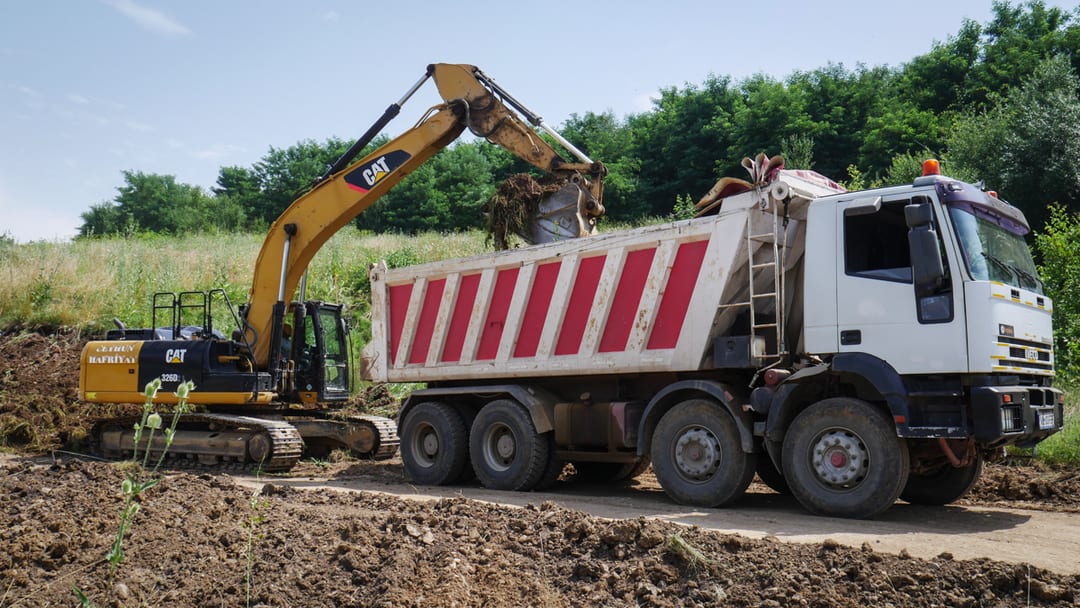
[0,228,487,332]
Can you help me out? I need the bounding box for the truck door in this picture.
[834,194,967,373]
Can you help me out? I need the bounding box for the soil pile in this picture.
[2,458,1077,608]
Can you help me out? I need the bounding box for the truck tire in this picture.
[572,457,651,484]
[470,399,552,492]
[650,399,756,507]
[782,397,909,519]
[901,450,984,505]
[400,402,469,486]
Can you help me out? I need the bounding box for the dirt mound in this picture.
[960,460,1080,512]
[0,330,113,452]
[2,458,1077,608]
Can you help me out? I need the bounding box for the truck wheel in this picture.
[782,398,909,519]
[901,450,984,505]
[650,399,756,507]
[572,457,651,484]
[400,402,468,486]
[470,399,551,491]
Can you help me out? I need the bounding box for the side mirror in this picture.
[906,197,944,297]
[905,199,934,228]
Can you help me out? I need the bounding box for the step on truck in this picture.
[363,157,1065,518]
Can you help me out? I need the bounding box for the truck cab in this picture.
[800,165,1060,447]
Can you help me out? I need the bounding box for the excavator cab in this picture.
[285,301,350,405]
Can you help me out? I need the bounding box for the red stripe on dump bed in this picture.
[387,283,414,365]
[408,278,446,365]
[647,240,708,350]
[514,262,560,358]
[476,267,519,361]
[440,273,480,363]
[599,247,657,353]
[555,255,606,355]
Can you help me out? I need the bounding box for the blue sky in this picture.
[1,1,1073,241]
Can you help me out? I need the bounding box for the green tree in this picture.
[78,171,243,237]
[629,75,742,217]
[786,64,894,180]
[251,137,352,226]
[780,134,815,170]
[79,201,129,237]
[212,165,260,228]
[858,100,944,172]
[730,74,815,169]
[896,20,981,113]
[947,54,1080,228]
[968,1,1080,106]
[561,111,643,221]
[1035,204,1080,379]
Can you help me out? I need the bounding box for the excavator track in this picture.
[96,412,304,473]
[347,414,399,460]
[287,413,400,461]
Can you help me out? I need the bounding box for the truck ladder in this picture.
[718,200,787,366]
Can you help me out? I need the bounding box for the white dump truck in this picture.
[362,159,1064,518]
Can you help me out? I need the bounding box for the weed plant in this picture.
[73,378,195,606]
[243,471,270,608]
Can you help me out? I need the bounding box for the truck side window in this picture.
[844,201,913,283]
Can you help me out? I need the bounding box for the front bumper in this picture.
[972,385,1064,447]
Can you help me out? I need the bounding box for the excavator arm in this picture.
[242,63,607,369]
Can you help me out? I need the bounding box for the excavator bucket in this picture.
[486,174,602,250]
[529,180,598,244]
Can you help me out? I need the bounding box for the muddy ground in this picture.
[1,331,1078,607]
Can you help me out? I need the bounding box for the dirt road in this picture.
[235,461,1080,576]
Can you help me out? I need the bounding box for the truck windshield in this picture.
[947,204,1043,295]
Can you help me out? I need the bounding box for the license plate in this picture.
[1039,411,1056,430]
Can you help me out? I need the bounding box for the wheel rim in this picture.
[809,428,869,489]
[410,422,439,468]
[672,426,721,482]
[481,422,516,472]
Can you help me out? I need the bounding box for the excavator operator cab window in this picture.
[314,305,349,399]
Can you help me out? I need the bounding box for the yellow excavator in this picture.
[78,63,607,471]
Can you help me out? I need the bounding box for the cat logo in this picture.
[165,348,187,364]
[362,156,391,187]
[344,150,411,193]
